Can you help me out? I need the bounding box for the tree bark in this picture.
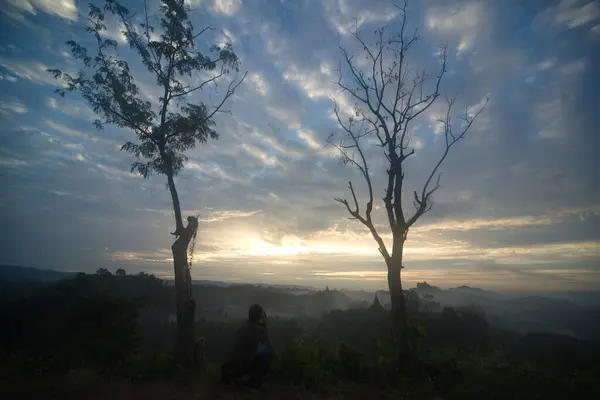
[172,230,195,365]
[387,238,408,361]
[166,169,197,366]
[166,168,185,235]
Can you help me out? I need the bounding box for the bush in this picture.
[272,339,330,387]
[111,353,178,381]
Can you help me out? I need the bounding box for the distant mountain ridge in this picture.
[3,265,598,306]
[0,265,315,290]
[189,279,315,291]
[0,265,76,282]
[2,265,599,340]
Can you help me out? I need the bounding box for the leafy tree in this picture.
[96,267,112,276]
[48,0,246,365]
[328,1,487,359]
[115,268,127,276]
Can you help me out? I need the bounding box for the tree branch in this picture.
[407,96,489,227]
[112,1,164,82]
[90,29,157,145]
[203,71,247,121]
[170,70,225,98]
[330,99,389,259]
[329,0,490,274]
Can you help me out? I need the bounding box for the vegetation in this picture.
[47,0,246,365]
[1,271,599,399]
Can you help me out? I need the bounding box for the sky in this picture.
[0,0,599,293]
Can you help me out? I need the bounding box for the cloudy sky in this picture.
[0,0,598,292]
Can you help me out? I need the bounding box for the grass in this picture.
[0,366,437,400]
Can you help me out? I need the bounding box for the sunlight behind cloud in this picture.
[244,235,374,258]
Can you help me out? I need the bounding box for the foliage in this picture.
[2,277,599,398]
[0,272,170,374]
[48,0,245,180]
[96,267,112,276]
[111,353,179,381]
[272,339,331,386]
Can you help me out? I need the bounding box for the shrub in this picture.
[111,353,178,381]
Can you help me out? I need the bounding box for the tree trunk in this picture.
[387,238,408,361]
[166,170,197,366]
[172,232,195,365]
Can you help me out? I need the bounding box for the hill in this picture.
[0,265,76,282]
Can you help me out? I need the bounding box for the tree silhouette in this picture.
[48,0,246,365]
[115,268,126,276]
[96,268,112,276]
[328,1,487,360]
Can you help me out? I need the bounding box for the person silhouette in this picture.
[220,304,273,388]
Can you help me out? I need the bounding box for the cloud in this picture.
[559,59,586,75]
[537,59,557,71]
[186,161,244,183]
[0,73,19,82]
[111,249,172,264]
[553,0,600,29]
[265,105,302,130]
[0,58,63,86]
[0,157,30,167]
[248,72,268,96]
[297,129,322,150]
[241,143,279,166]
[321,0,397,36]
[198,209,263,223]
[212,0,241,16]
[44,120,99,142]
[46,97,96,120]
[2,0,78,21]
[533,0,600,37]
[297,129,337,157]
[534,99,565,139]
[99,21,127,44]
[95,163,140,181]
[426,2,487,55]
[282,62,354,119]
[0,99,28,115]
[412,205,600,233]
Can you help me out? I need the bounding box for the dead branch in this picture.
[331,1,488,261]
[406,96,489,227]
[204,71,247,121]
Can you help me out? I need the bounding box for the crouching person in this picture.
[221,304,274,389]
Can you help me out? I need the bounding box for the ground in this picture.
[2,376,437,400]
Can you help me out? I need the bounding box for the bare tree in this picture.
[328,2,487,358]
[48,0,246,365]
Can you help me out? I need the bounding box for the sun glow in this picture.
[245,235,375,257]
